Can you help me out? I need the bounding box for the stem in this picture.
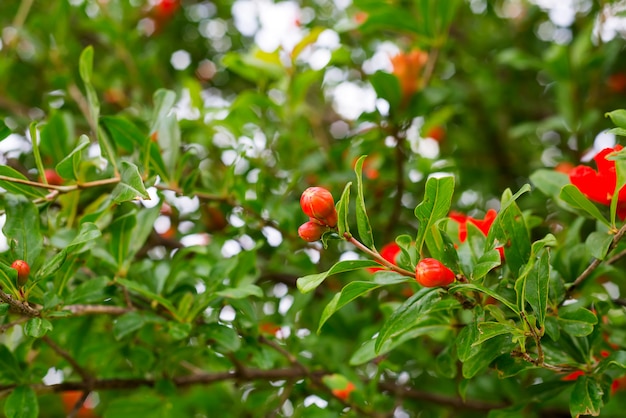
[42,336,92,384]
[346,234,415,277]
[566,222,626,299]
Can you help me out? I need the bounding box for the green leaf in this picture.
[296,259,380,294]
[524,250,550,329]
[530,169,570,199]
[472,249,502,280]
[55,134,90,180]
[487,188,531,275]
[354,156,374,248]
[0,345,21,382]
[79,45,94,83]
[370,71,402,114]
[109,209,136,273]
[116,278,180,321]
[3,194,43,266]
[336,182,352,239]
[557,307,598,337]
[585,231,613,260]
[0,303,9,316]
[168,322,192,340]
[606,109,626,130]
[23,318,53,338]
[415,176,455,255]
[318,273,408,333]
[462,334,516,379]
[425,222,459,270]
[216,284,264,299]
[0,119,10,141]
[559,185,611,227]
[100,116,147,152]
[0,166,45,198]
[449,283,519,315]
[474,322,523,346]
[203,323,241,353]
[0,263,19,297]
[375,287,457,353]
[111,161,149,203]
[4,386,38,418]
[67,276,110,304]
[570,376,603,417]
[113,311,147,340]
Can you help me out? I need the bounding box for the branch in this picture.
[41,336,92,384]
[62,304,130,316]
[566,222,626,298]
[346,234,415,277]
[0,289,40,317]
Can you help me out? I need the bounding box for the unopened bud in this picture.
[298,221,326,242]
[300,187,338,227]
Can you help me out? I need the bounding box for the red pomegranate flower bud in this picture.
[42,169,63,186]
[368,242,401,273]
[11,260,30,286]
[298,221,327,242]
[415,258,455,287]
[300,187,338,227]
[332,381,356,401]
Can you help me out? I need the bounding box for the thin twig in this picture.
[566,222,626,298]
[346,234,415,277]
[41,336,92,384]
[0,288,40,317]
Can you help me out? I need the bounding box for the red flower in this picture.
[569,145,626,218]
[449,209,504,260]
[368,243,401,273]
[449,209,497,242]
[332,381,356,401]
[562,370,585,381]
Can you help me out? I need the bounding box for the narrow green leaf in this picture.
[449,283,519,315]
[203,323,241,352]
[109,209,136,272]
[100,116,148,153]
[29,122,46,191]
[354,156,374,248]
[415,176,455,255]
[0,303,9,316]
[570,376,603,417]
[117,278,180,321]
[318,274,407,333]
[462,335,516,379]
[425,222,459,270]
[3,194,43,266]
[474,322,523,346]
[79,45,94,83]
[559,184,611,227]
[216,284,264,299]
[0,263,19,297]
[113,311,146,340]
[55,135,90,180]
[4,386,38,418]
[524,250,550,328]
[297,259,380,294]
[66,276,110,304]
[375,287,457,353]
[0,166,45,198]
[336,182,352,239]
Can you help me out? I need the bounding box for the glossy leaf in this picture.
[524,250,550,328]
[415,176,455,255]
[23,318,53,338]
[0,345,21,383]
[296,259,380,294]
[557,307,598,337]
[585,231,613,260]
[4,386,38,418]
[370,71,402,114]
[55,134,90,180]
[354,156,374,248]
[449,283,519,315]
[111,161,149,203]
[336,182,352,239]
[570,376,603,417]
[0,119,10,141]
[559,185,611,227]
[318,273,408,332]
[530,169,569,199]
[0,166,45,198]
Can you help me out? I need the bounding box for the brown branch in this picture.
[41,336,92,384]
[346,234,415,277]
[566,222,626,299]
[0,289,40,317]
[378,380,506,411]
[62,304,130,316]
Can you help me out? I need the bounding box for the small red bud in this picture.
[298,221,326,242]
[415,258,455,287]
[42,169,63,186]
[332,382,356,401]
[300,187,337,227]
[11,260,30,286]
